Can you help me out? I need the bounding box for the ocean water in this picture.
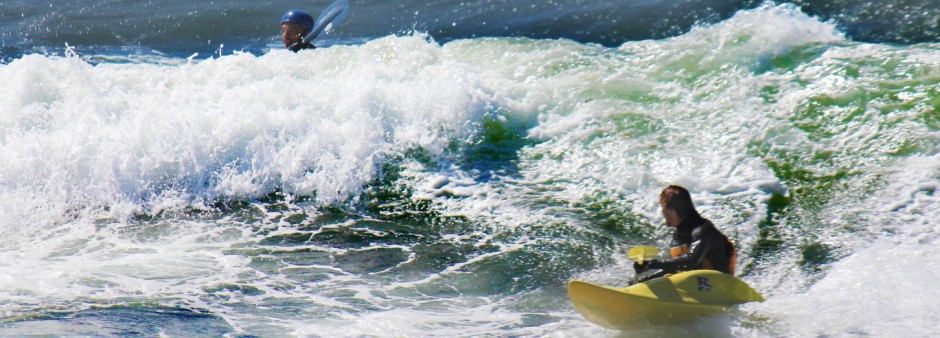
[1,1,938,337]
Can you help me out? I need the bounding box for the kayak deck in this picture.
[568,270,764,329]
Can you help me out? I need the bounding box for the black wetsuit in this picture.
[289,42,316,52]
[636,214,735,282]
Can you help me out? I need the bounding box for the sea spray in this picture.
[0,3,937,336]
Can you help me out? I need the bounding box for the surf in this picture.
[0,2,937,336]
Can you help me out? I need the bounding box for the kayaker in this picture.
[281,9,316,52]
[633,185,737,282]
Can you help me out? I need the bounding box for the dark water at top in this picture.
[1,0,937,60]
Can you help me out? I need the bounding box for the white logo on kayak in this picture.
[697,276,712,292]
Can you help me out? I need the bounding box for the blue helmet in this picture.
[281,10,315,33]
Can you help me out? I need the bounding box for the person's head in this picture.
[659,185,699,227]
[281,10,315,48]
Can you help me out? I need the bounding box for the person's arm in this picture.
[289,42,316,52]
[646,228,713,273]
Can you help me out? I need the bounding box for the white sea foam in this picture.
[0,35,489,219]
[753,153,940,336]
[0,3,937,336]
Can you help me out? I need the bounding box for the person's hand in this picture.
[289,42,304,52]
[633,260,650,273]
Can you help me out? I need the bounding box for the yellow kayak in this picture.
[568,270,764,330]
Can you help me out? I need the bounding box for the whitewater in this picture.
[0,3,938,336]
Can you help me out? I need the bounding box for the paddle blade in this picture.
[303,0,349,43]
[316,0,349,33]
[627,246,659,263]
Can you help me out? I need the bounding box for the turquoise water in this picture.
[0,3,938,337]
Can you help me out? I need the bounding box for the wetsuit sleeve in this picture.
[289,42,316,52]
[647,228,713,273]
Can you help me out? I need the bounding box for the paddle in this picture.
[302,0,350,45]
[626,246,659,263]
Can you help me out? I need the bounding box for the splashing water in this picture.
[0,3,937,336]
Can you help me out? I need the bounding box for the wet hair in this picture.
[659,185,699,218]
